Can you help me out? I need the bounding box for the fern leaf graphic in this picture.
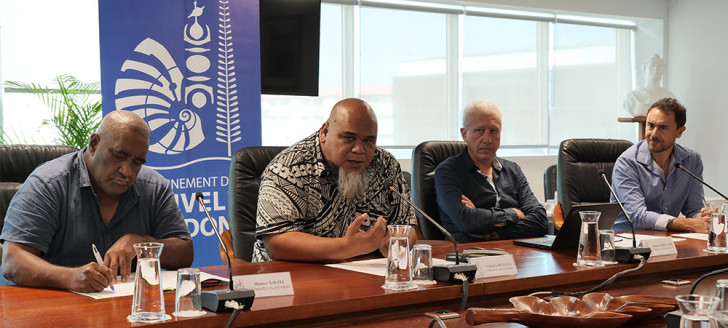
[215,0,242,156]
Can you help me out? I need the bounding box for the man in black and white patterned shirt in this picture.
[252,98,417,262]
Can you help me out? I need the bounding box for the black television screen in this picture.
[260,0,321,96]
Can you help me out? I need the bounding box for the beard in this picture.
[337,167,368,201]
[647,136,670,153]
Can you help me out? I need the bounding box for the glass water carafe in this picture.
[130,242,165,322]
[576,211,602,267]
[383,225,413,290]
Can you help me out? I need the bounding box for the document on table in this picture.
[73,271,228,299]
[672,233,709,241]
[615,233,686,248]
[325,258,449,276]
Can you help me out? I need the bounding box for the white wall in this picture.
[666,0,728,199]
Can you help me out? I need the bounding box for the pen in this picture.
[92,244,114,291]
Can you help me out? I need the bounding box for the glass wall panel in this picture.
[462,16,543,146]
[550,23,634,144]
[360,7,446,146]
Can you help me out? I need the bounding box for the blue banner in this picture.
[99,0,261,267]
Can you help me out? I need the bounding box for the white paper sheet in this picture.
[325,258,450,277]
[672,233,709,241]
[73,271,228,299]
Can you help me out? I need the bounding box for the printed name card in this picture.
[470,254,518,279]
[233,272,294,297]
[639,237,677,257]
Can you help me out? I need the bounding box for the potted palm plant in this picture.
[2,74,102,148]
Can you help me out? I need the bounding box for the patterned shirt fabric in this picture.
[611,140,704,231]
[434,148,548,243]
[252,131,416,262]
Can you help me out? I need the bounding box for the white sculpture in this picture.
[623,54,675,117]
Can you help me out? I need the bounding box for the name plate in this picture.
[470,254,518,279]
[233,272,294,297]
[639,237,678,257]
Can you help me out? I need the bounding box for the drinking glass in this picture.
[174,268,204,317]
[411,244,435,285]
[675,294,720,328]
[130,242,166,322]
[383,225,414,290]
[708,310,728,328]
[576,211,602,267]
[599,229,617,265]
[707,203,728,253]
[717,279,728,310]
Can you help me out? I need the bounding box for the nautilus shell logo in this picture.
[113,0,242,159]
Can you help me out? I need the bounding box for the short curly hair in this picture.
[648,98,686,128]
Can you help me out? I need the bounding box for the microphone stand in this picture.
[599,172,651,263]
[196,192,255,312]
[389,187,477,283]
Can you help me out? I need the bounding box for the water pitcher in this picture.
[383,225,413,290]
[576,211,601,267]
[130,242,165,322]
[707,204,728,253]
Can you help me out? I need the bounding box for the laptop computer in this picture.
[512,203,622,250]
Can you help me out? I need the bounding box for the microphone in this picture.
[388,186,477,283]
[195,192,255,312]
[673,163,728,201]
[599,172,651,263]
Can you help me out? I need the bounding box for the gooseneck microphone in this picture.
[196,192,234,291]
[600,172,636,249]
[673,163,728,201]
[388,186,477,283]
[195,192,255,312]
[598,172,651,263]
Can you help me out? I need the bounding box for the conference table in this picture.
[1,231,727,327]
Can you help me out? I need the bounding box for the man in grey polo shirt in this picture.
[1,111,193,292]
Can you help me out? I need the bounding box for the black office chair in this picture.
[555,138,633,227]
[411,141,466,240]
[0,144,78,264]
[228,146,287,262]
[543,164,557,201]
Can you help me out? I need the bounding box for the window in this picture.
[462,16,543,147]
[259,1,637,154]
[1,0,100,144]
[550,23,634,144]
[1,1,639,153]
[360,7,447,146]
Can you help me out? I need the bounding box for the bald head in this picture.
[319,98,378,174]
[327,98,378,129]
[86,110,151,200]
[96,110,151,145]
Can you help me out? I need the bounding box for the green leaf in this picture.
[4,74,102,148]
